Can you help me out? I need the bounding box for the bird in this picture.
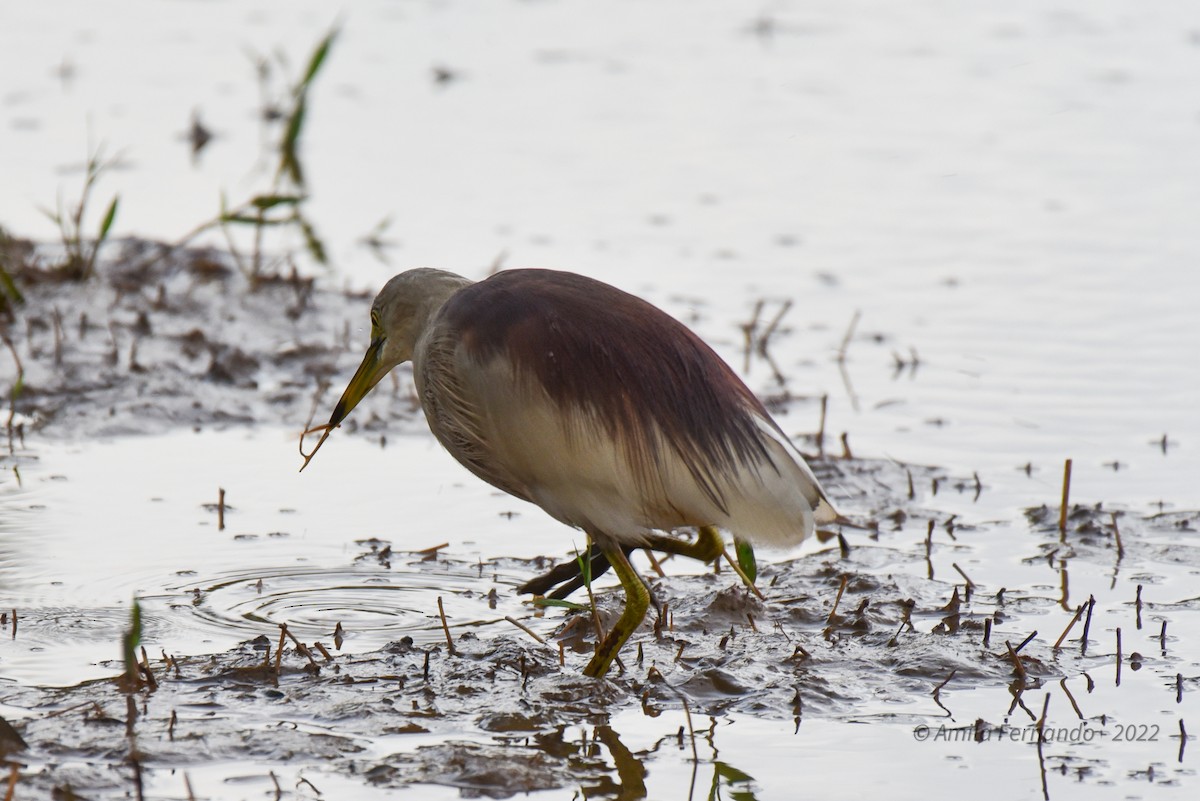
[301,268,837,678]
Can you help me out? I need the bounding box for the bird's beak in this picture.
[329,336,389,428]
[300,337,390,472]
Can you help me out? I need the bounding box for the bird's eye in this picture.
[370,310,381,338]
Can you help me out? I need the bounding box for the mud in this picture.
[2,238,375,439]
[2,249,1198,799]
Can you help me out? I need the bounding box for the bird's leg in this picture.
[583,542,650,679]
[647,526,758,593]
[517,548,621,599]
[640,524,724,564]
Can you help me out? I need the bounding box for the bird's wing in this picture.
[414,327,537,505]
[752,414,840,525]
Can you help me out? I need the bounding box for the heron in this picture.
[301,268,837,678]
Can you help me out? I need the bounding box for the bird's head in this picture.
[300,268,472,470]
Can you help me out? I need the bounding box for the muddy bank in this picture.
[1,238,381,439]
[3,478,1196,798]
[2,242,1198,800]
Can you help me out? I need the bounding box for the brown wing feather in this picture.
[436,269,778,513]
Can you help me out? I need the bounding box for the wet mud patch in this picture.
[1,241,399,439]
[3,493,1197,799]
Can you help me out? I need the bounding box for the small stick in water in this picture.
[836,310,861,364]
[1058,458,1073,537]
[1115,627,1123,686]
[1005,640,1027,683]
[1014,630,1038,654]
[826,575,849,625]
[504,615,546,645]
[274,625,286,673]
[1053,604,1085,650]
[720,548,765,600]
[1080,595,1096,655]
[217,488,225,531]
[437,596,456,656]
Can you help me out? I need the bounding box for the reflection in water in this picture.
[577,719,760,801]
[594,725,647,800]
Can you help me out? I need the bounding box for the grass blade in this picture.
[97,195,119,242]
[299,27,339,88]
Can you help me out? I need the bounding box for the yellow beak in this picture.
[329,336,389,428]
[299,337,390,472]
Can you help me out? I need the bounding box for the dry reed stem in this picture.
[836,310,861,363]
[1080,595,1096,655]
[504,615,547,645]
[642,548,667,578]
[580,542,605,647]
[437,596,456,656]
[740,300,763,373]
[1005,640,1027,683]
[758,299,792,353]
[720,548,765,600]
[826,575,849,625]
[951,562,976,589]
[274,626,286,673]
[278,624,319,668]
[1115,627,1123,685]
[1053,604,1085,649]
[138,646,158,690]
[1111,512,1125,558]
[1058,458,1073,537]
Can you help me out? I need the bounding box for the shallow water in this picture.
[2,0,1200,799]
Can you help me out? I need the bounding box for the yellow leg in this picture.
[647,526,759,594]
[583,543,650,678]
[642,524,724,563]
